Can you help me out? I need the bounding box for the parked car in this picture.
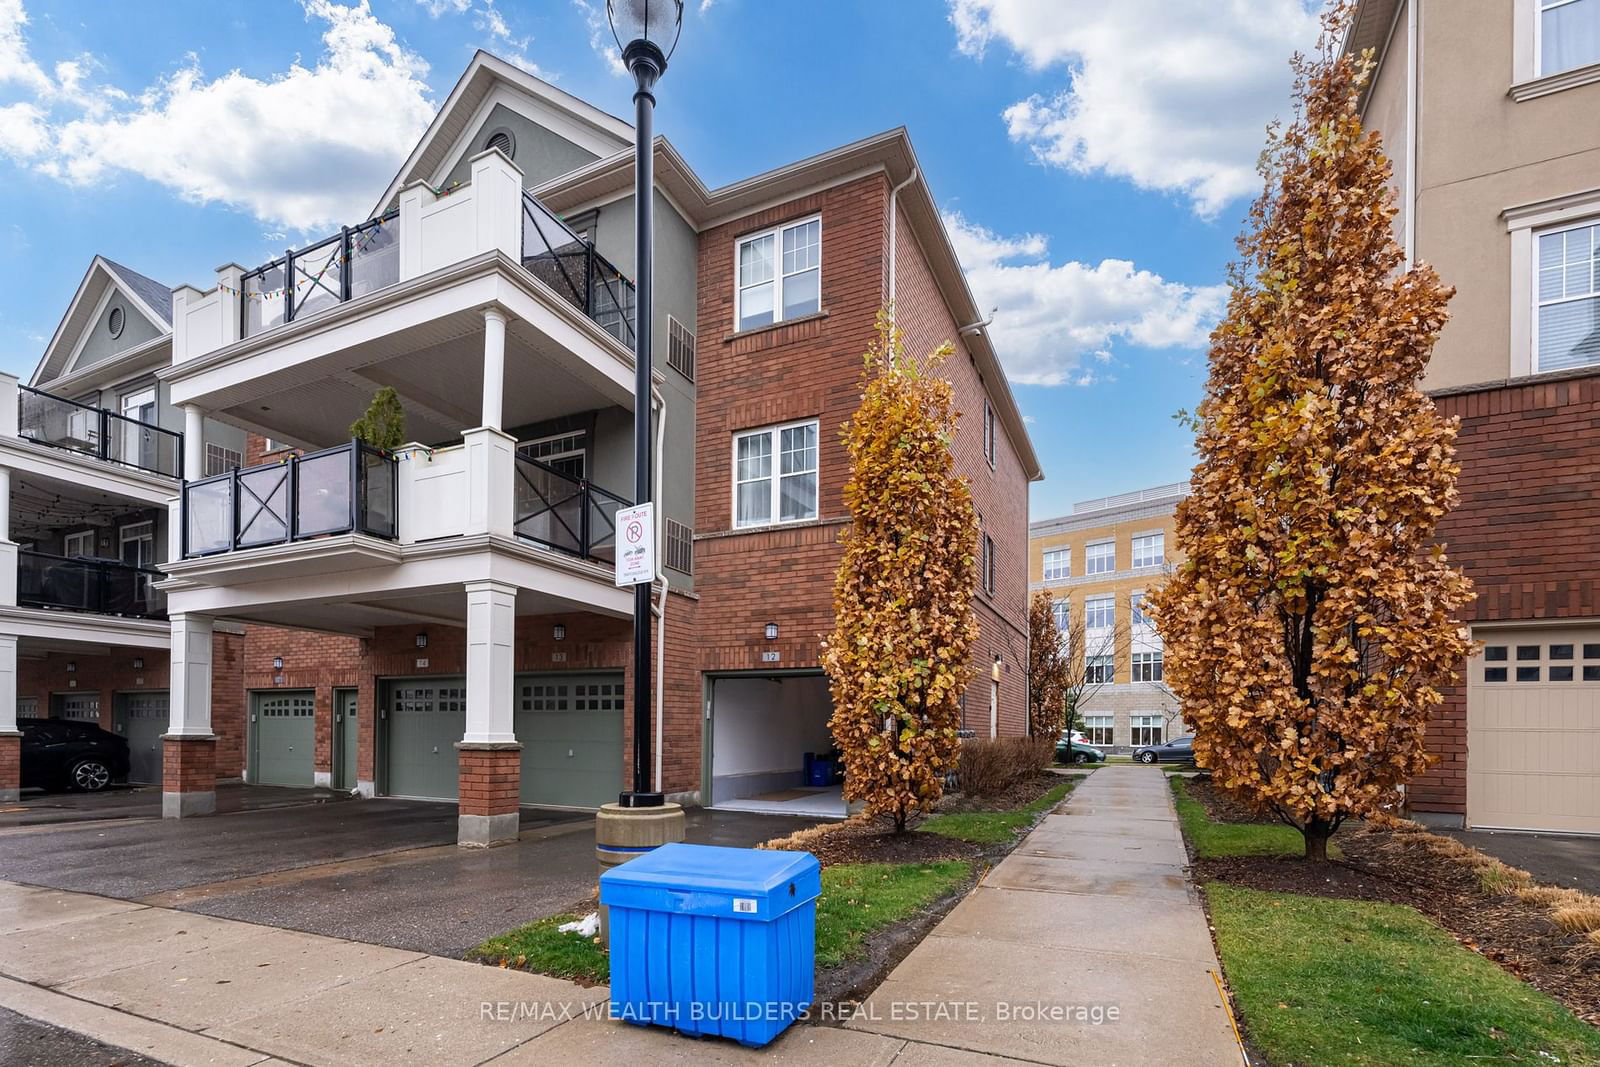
[1133,736,1195,765]
[1056,736,1105,765]
[19,719,130,792]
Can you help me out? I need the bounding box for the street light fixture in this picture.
[608,0,682,809]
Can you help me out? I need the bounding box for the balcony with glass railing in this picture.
[17,549,166,619]
[16,385,183,479]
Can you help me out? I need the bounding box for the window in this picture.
[205,442,242,477]
[734,420,818,527]
[1540,0,1600,76]
[1050,598,1071,635]
[667,315,695,380]
[1551,665,1575,681]
[1130,592,1150,629]
[119,521,155,569]
[1131,650,1164,683]
[1485,667,1509,682]
[982,533,997,596]
[1042,547,1069,580]
[1517,645,1542,660]
[108,305,126,339]
[520,431,587,480]
[64,530,95,558]
[1084,594,1114,632]
[1083,715,1114,747]
[1550,644,1574,659]
[1485,645,1508,661]
[1085,655,1114,685]
[736,216,820,331]
[1132,533,1164,569]
[1517,666,1541,682]
[664,518,694,575]
[1536,220,1600,373]
[1085,539,1114,575]
[983,398,996,468]
[1131,715,1164,747]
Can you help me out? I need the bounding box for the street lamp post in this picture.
[595,0,685,931]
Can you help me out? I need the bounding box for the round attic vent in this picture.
[108,306,125,339]
[484,128,515,160]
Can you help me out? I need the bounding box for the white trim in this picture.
[119,520,155,567]
[734,215,822,333]
[1083,538,1115,576]
[1530,216,1600,375]
[427,83,625,193]
[64,531,95,558]
[1041,546,1070,581]
[731,418,820,530]
[1503,188,1600,378]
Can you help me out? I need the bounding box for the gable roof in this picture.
[370,50,633,218]
[30,255,174,387]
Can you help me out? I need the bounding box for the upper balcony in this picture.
[17,549,166,619]
[14,383,183,479]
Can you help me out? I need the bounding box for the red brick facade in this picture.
[162,735,217,793]
[1412,372,1600,815]
[457,746,522,816]
[0,733,19,795]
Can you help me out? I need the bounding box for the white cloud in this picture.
[0,0,50,97]
[573,0,627,77]
[943,210,1226,386]
[414,0,471,13]
[4,1,438,232]
[951,0,1320,219]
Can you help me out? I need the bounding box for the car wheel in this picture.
[69,760,112,792]
[1138,751,1157,764]
[1074,752,1095,765]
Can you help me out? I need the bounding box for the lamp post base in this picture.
[596,800,685,941]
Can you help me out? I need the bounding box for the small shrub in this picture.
[1517,885,1590,909]
[956,736,1053,798]
[1476,860,1532,895]
[1551,902,1600,934]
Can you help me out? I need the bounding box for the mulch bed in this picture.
[1181,778,1600,1027]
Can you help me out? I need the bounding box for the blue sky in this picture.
[0,0,1322,518]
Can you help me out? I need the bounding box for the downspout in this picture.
[652,385,667,794]
[886,168,919,313]
[1404,0,1418,267]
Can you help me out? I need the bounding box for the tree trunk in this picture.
[1303,820,1331,862]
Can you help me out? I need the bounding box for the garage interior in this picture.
[709,673,845,818]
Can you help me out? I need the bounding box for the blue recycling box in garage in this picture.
[600,842,821,1048]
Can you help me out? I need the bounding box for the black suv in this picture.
[20,720,130,792]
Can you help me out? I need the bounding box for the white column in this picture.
[470,147,525,261]
[182,406,204,483]
[397,180,434,282]
[0,372,17,437]
[481,308,507,431]
[215,263,245,346]
[168,613,215,737]
[0,465,14,608]
[463,580,517,744]
[0,634,16,735]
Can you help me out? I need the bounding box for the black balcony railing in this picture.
[17,386,184,478]
[182,440,397,558]
[513,454,628,565]
[521,193,637,350]
[17,549,167,619]
[240,211,400,339]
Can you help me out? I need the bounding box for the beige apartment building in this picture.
[1351,0,1600,833]
[1029,483,1188,753]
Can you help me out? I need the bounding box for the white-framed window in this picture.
[736,216,821,331]
[1042,547,1069,580]
[1084,594,1114,632]
[983,398,996,468]
[1535,219,1600,373]
[1082,715,1114,747]
[1131,533,1164,569]
[204,442,242,477]
[733,420,818,527]
[1085,539,1114,575]
[119,521,155,569]
[982,533,996,595]
[1051,598,1071,634]
[1130,592,1150,629]
[64,530,95,558]
[1085,655,1114,685]
[1539,0,1600,76]
[520,430,587,481]
[1131,650,1164,683]
[1131,714,1164,747]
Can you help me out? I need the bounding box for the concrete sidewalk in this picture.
[844,764,1244,1065]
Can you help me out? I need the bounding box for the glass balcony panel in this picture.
[242,263,286,337]
[350,218,398,298]
[586,487,623,566]
[185,478,234,555]
[236,465,290,547]
[291,236,344,320]
[515,457,584,555]
[295,450,353,537]
[358,448,397,538]
[102,409,182,478]
[16,550,165,618]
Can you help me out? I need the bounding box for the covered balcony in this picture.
[18,549,165,619]
[11,382,183,480]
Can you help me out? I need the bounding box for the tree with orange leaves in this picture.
[1027,592,1068,739]
[1148,4,1473,862]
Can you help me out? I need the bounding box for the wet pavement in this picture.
[0,781,356,829]
[0,1005,165,1067]
[1442,827,1600,895]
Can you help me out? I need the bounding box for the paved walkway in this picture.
[0,767,1243,1065]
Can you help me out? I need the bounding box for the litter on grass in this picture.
[559,913,600,938]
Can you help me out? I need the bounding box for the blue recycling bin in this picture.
[600,842,821,1048]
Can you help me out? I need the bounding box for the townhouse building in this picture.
[1351,0,1600,833]
[0,52,1040,835]
[1028,483,1187,753]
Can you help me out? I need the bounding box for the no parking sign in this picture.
[615,502,655,587]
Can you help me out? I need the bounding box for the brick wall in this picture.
[1413,372,1600,813]
[241,624,366,777]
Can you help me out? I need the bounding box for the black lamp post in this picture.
[609,0,682,808]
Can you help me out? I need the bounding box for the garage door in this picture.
[251,691,316,787]
[55,693,100,723]
[1467,629,1600,834]
[515,673,623,809]
[17,697,41,719]
[384,679,466,801]
[115,692,168,784]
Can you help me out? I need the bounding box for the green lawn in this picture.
[1209,884,1600,1066]
[1169,777,1323,858]
[815,861,971,967]
[466,860,973,980]
[917,780,1075,844]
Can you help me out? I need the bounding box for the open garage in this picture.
[707,672,843,818]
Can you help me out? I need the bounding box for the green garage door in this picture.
[115,692,168,784]
[383,679,466,801]
[251,691,316,787]
[55,693,100,722]
[515,673,624,809]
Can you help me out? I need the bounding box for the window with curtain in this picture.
[736,217,821,331]
[1540,0,1600,76]
[734,420,818,527]
[1537,220,1600,373]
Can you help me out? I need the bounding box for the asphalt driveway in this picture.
[1443,828,1600,895]
[0,797,820,958]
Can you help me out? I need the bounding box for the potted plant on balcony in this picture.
[349,387,406,536]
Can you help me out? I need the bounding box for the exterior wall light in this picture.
[765,622,779,640]
[415,633,428,649]
[272,656,284,670]
[132,657,144,670]
[66,661,76,673]
[553,624,567,641]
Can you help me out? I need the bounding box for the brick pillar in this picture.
[162,737,217,817]
[456,743,521,847]
[0,732,19,803]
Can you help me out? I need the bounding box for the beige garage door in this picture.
[1467,627,1600,834]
